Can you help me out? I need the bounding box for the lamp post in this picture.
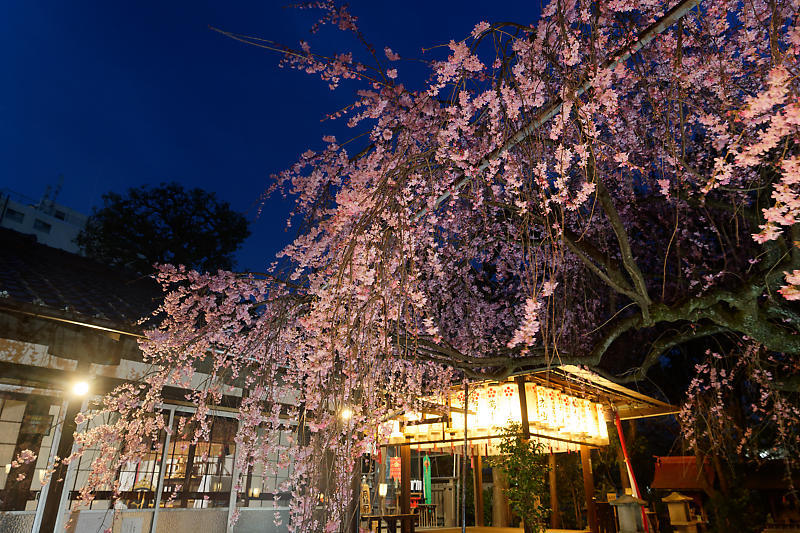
[50,378,91,533]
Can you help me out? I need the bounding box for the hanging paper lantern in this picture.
[486,385,501,429]
[558,393,574,434]
[474,388,492,433]
[582,400,598,437]
[450,392,465,431]
[552,390,567,430]
[596,403,609,441]
[389,420,404,444]
[537,387,552,428]
[468,388,481,430]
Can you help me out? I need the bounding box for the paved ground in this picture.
[417,527,588,533]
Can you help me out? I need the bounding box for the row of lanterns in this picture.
[389,382,609,449]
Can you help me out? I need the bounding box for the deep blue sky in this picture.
[1,1,539,271]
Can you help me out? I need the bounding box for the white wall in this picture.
[0,195,87,254]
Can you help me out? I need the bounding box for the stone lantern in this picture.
[609,494,647,533]
[662,491,700,533]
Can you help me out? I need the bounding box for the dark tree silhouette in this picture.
[77,182,250,274]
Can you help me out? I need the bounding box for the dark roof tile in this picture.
[0,228,161,328]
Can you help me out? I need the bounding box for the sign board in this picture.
[21,414,53,436]
[389,457,401,482]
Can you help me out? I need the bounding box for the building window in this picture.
[33,219,51,234]
[4,208,24,224]
[54,210,66,220]
[0,395,63,512]
[237,427,294,509]
[161,413,237,508]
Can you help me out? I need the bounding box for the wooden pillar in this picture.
[400,445,411,533]
[348,459,361,533]
[40,397,82,533]
[473,454,484,526]
[581,445,598,533]
[515,377,530,437]
[492,467,511,527]
[617,443,631,494]
[180,442,197,507]
[549,451,561,528]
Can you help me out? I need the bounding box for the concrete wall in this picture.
[0,508,292,533]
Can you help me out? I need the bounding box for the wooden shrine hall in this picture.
[369,366,678,533]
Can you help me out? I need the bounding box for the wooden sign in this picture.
[360,482,371,515]
[22,414,52,436]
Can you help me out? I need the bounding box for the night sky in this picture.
[1,1,540,271]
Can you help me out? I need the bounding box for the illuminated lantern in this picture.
[498,383,520,424]
[450,392,465,431]
[468,388,481,429]
[573,397,585,435]
[583,400,598,437]
[537,387,552,428]
[485,385,500,428]
[475,388,492,433]
[574,398,588,436]
[559,393,577,434]
[596,404,609,441]
[552,390,566,430]
[428,421,443,441]
[389,420,404,443]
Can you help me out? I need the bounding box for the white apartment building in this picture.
[0,188,87,254]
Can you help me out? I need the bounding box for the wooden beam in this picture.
[473,454,484,526]
[581,445,598,533]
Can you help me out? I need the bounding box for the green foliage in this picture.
[554,452,585,529]
[706,485,765,533]
[77,182,250,274]
[491,422,550,533]
[483,486,493,526]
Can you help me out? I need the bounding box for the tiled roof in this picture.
[0,228,160,329]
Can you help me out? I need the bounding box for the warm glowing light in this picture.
[596,404,609,440]
[71,380,89,397]
[340,407,353,421]
[387,381,610,449]
[389,420,404,443]
[475,388,492,429]
[378,483,388,497]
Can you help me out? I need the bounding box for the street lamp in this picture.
[341,407,353,421]
[71,380,89,397]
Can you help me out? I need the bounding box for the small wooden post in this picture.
[492,467,512,527]
[581,445,598,533]
[473,454,484,526]
[549,451,561,528]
